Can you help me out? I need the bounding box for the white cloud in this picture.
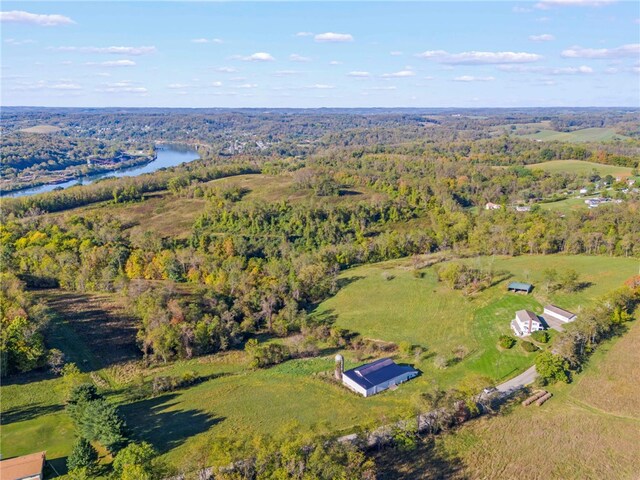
[289,54,311,62]
[314,32,354,43]
[238,52,275,62]
[381,69,415,78]
[561,44,640,59]
[238,83,258,88]
[329,60,343,65]
[211,81,223,87]
[274,70,301,76]
[86,60,136,67]
[216,66,237,73]
[51,46,156,55]
[11,80,82,91]
[98,81,147,94]
[535,0,616,8]
[390,51,403,56]
[167,83,192,89]
[4,38,36,45]
[513,6,533,12]
[51,82,82,90]
[0,10,75,26]
[550,65,594,74]
[369,86,397,90]
[192,38,223,44]
[295,31,314,37]
[418,50,543,64]
[529,34,555,42]
[348,71,371,77]
[454,75,495,82]
[307,84,335,89]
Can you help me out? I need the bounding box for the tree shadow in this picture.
[374,437,468,480]
[119,393,223,453]
[44,291,141,372]
[44,456,68,478]
[336,275,365,290]
[1,403,64,425]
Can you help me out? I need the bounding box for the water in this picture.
[2,144,200,198]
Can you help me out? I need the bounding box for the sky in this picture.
[1,1,639,108]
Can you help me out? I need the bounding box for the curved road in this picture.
[496,365,538,394]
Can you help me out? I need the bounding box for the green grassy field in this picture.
[525,160,633,177]
[1,255,638,475]
[521,127,630,143]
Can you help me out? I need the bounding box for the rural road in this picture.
[496,366,538,394]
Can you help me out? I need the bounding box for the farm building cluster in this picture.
[506,282,577,337]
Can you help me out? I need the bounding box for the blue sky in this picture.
[1,1,639,107]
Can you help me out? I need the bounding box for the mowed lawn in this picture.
[525,159,633,177]
[521,127,630,142]
[315,255,640,385]
[2,255,638,475]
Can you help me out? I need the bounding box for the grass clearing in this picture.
[521,127,630,143]
[18,125,63,134]
[525,160,633,178]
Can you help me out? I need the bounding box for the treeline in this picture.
[0,272,49,376]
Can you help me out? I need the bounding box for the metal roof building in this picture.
[342,358,418,397]
[507,282,533,294]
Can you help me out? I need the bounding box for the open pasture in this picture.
[1,255,638,475]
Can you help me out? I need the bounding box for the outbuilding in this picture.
[543,305,577,323]
[0,452,46,480]
[507,282,533,294]
[341,358,418,397]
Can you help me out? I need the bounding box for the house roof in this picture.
[0,452,45,480]
[343,358,418,390]
[508,281,532,291]
[544,304,576,319]
[516,310,539,332]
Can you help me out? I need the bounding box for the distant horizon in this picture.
[3,105,639,111]
[2,1,639,108]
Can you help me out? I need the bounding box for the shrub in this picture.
[498,335,516,349]
[531,330,550,343]
[520,340,538,352]
[434,355,448,369]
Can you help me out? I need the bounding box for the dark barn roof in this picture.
[343,358,418,390]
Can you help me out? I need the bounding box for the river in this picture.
[3,144,200,198]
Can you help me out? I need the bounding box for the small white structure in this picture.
[341,358,418,397]
[485,202,502,210]
[579,188,588,195]
[511,310,544,337]
[543,305,577,323]
[515,205,531,212]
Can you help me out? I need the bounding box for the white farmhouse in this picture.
[510,310,544,337]
[543,305,577,323]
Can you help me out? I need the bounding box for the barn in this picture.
[507,281,533,294]
[340,358,418,397]
[543,305,577,323]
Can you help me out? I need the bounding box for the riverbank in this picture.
[0,152,156,196]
